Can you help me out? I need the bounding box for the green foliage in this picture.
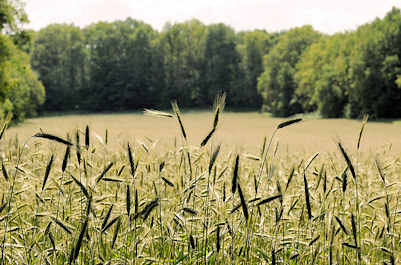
[0,34,45,121]
[236,30,278,108]
[83,19,159,111]
[295,33,353,117]
[201,23,244,106]
[27,7,401,119]
[31,24,87,111]
[158,19,207,107]
[0,0,28,32]
[347,7,401,118]
[258,26,321,117]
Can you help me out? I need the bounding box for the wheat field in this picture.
[7,111,401,154]
[0,108,401,264]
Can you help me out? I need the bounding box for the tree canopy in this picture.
[3,5,401,121]
[0,0,44,121]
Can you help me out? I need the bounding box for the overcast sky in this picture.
[24,0,400,34]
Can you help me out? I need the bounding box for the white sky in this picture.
[24,0,401,33]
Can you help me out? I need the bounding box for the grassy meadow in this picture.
[1,107,401,264]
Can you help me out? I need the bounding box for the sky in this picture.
[24,0,401,34]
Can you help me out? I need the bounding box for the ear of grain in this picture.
[257,195,282,206]
[213,92,226,112]
[260,136,267,158]
[33,133,73,146]
[308,235,320,246]
[315,165,324,191]
[126,184,131,216]
[135,198,159,221]
[86,196,93,217]
[209,144,221,175]
[171,101,187,141]
[277,118,302,129]
[127,143,135,177]
[73,217,89,261]
[186,152,193,178]
[335,216,349,235]
[200,128,216,147]
[153,181,158,197]
[143,109,174,118]
[272,248,276,265]
[1,162,9,181]
[50,217,73,235]
[102,216,120,233]
[159,161,165,173]
[368,196,385,204]
[69,174,90,199]
[237,183,249,223]
[42,155,54,191]
[134,189,138,215]
[338,143,356,180]
[189,234,195,249]
[76,129,81,165]
[305,152,319,172]
[117,165,125,176]
[182,207,197,215]
[101,204,114,231]
[375,158,385,184]
[0,119,9,141]
[232,154,239,195]
[111,217,121,249]
[85,125,90,150]
[340,166,348,193]
[303,173,312,220]
[225,219,233,236]
[357,114,368,150]
[62,145,70,172]
[0,202,7,214]
[44,221,52,235]
[48,231,55,251]
[213,107,220,130]
[254,174,258,194]
[216,225,221,252]
[96,162,114,183]
[161,176,174,187]
[385,201,390,225]
[105,129,108,145]
[351,213,358,246]
[285,167,295,192]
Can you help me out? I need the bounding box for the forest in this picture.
[1,1,401,121]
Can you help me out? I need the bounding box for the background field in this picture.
[1,111,401,264]
[7,111,401,155]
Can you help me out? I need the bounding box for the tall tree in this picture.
[295,33,354,117]
[237,30,278,108]
[158,19,207,107]
[257,26,321,117]
[200,23,243,107]
[0,34,45,121]
[31,24,87,111]
[348,7,401,118]
[85,19,159,110]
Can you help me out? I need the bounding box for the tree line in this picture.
[1,1,401,121]
[30,19,273,112]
